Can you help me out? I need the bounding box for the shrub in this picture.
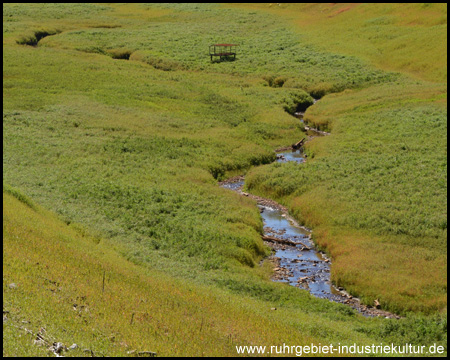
[262,75,276,87]
[283,78,307,89]
[281,89,315,114]
[262,75,287,88]
[307,82,336,99]
[107,48,133,60]
[273,76,288,87]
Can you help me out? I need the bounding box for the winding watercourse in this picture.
[220,107,400,319]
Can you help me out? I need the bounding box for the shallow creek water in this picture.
[220,164,346,303]
[220,135,400,319]
[276,148,305,163]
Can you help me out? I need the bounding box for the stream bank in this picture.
[219,111,400,319]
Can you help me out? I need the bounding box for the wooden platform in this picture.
[209,44,238,61]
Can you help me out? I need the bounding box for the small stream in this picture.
[220,111,400,319]
[220,172,347,303]
[276,148,305,163]
[260,200,340,299]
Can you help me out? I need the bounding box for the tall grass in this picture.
[245,80,447,314]
[229,3,447,83]
[4,193,447,356]
[3,3,447,355]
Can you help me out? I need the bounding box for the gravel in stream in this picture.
[219,178,400,319]
[219,108,400,319]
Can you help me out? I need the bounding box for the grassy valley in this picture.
[3,3,447,356]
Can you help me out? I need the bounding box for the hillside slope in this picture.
[3,3,447,356]
[7,190,447,356]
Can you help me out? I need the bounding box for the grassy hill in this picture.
[3,3,447,356]
[3,189,447,356]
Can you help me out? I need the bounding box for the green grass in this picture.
[3,3,447,356]
[230,3,447,83]
[3,2,391,280]
[4,192,447,356]
[3,3,399,92]
[245,69,447,315]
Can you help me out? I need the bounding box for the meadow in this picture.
[3,3,447,356]
[245,79,447,313]
[5,191,447,356]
